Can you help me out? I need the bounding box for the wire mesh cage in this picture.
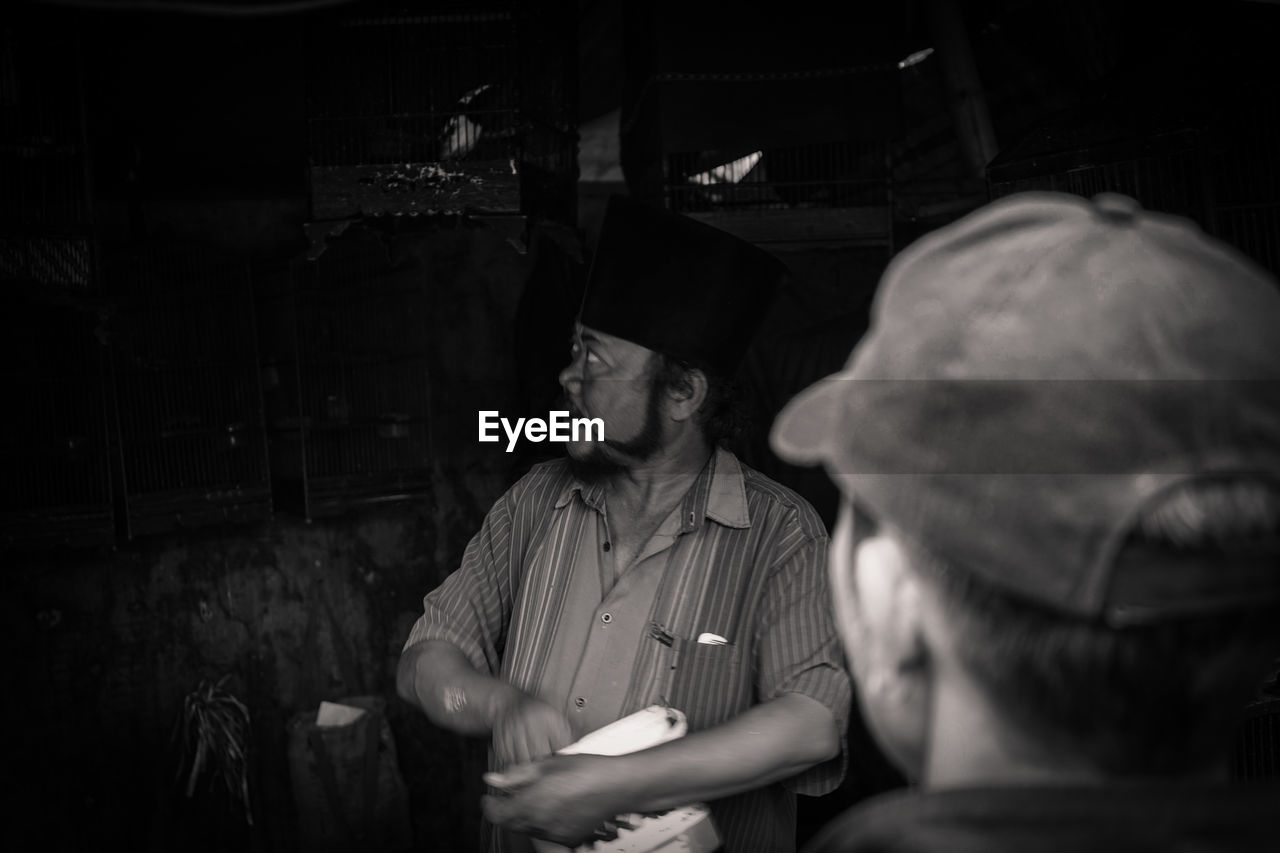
[987,101,1280,278]
[661,135,895,250]
[0,14,109,547]
[258,227,432,520]
[0,235,95,291]
[0,294,113,549]
[1206,101,1280,278]
[622,65,901,251]
[304,1,576,222]
[1233,663,1280,783]
[664,139,892,213]
[106,243,271,538]
[987,128,1212,226]
[1234,697,1280,782]
[0,14,96,292]
[613,2,906,247]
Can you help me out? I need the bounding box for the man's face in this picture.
[558,323,667,475]
[830,496,929,780]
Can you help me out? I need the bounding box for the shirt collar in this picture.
[554,447,751,531]
[555,472,606,511]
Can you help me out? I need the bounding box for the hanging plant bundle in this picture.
[172,674,254,826]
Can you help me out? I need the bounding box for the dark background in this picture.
[3,1,1278,851]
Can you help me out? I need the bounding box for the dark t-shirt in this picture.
[803,782,1280,853]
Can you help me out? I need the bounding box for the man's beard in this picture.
[563,380,666,483]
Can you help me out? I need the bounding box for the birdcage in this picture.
[669,140,897,253]
[987,87,1280,278]
[1233,671,1280,782]
[0,14,109,548]
[1205,100,1280,277]
[106,242,271,538]
[0,12,96,292]
[304,0,576,223]
[616,4,903,252]
[0,294,114,549]
[258,226,432,521]
[987,122,1213,221]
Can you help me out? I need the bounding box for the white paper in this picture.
[557,704,687,756]
[315,700,367,727]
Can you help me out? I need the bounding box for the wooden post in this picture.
[927,0,999,179]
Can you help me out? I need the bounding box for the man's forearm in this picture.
[611,692,839,812]
[396,639,518,736]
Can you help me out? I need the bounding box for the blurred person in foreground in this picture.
[771,191,1280,852]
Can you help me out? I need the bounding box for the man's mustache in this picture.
[557,393,588,422]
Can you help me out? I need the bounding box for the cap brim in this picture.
[769,376,848,466]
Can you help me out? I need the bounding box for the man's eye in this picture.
[570,339,603,366]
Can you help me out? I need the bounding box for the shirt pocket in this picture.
[666,635,751,732]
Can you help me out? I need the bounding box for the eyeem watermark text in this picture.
[479,411,604,452]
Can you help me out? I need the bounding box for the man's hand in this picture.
[482,754,621,847]
[491,692,574,769]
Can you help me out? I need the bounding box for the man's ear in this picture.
[663,365,709,423]
[859,536,929,678]
[849,533,932,781]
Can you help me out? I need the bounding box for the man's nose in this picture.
[558,354,582,390]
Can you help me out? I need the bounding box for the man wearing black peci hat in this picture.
[399,195,851,853]
[772,191,1280,852]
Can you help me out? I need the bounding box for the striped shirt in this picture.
[405,447,851,853]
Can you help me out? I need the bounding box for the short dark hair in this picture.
[909,479,1280,776]
[652,353,749,447]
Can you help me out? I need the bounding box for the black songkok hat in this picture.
[580,195,787,376]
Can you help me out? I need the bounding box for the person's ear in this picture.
[853,534,931,781]
[663,366,708,423]
[858,536,928,683]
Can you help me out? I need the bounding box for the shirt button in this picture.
[574,697,585,708]
[603,541,611,552]
[601,612,612,624]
